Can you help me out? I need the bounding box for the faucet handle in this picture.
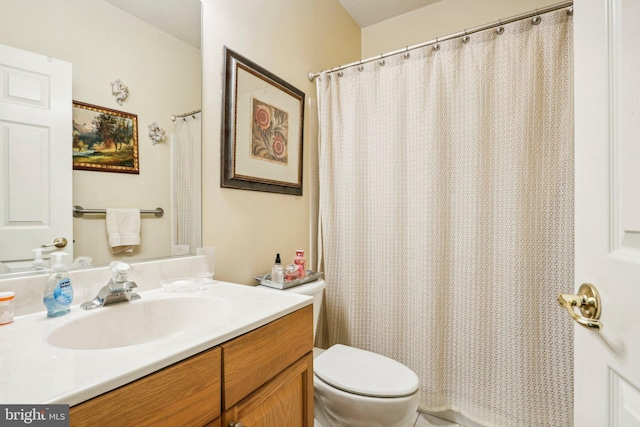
[123,281,138,290]
[107,280,138,293]
[110,261,133,283]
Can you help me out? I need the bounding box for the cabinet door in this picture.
[70,347,221,426]
[222,305,313,409]
[223,353,314,427]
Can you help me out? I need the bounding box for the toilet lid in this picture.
[314,344,419,398]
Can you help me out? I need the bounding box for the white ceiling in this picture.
[339,0,443,27]
[103,0,442,51]
[103,0,201,49]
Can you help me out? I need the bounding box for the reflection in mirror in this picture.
[0,0,202,278]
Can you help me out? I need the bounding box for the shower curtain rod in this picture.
[307,0,573,82]
[170,109,201,122]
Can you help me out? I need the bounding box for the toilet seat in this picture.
[314,344,419,398]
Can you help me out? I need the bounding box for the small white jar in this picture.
[0,291,15,325]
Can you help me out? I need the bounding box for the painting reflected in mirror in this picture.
[72,101,140,174]
[0,0,202,277]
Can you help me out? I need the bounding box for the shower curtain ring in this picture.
[532,10,541,25]
[337,67,343,77]
[496,19,504,35]
[357,60,364,72]
[462,30,470,44]
[404,46,410,59]
[567,6,574,16]
[379,54,386,66]
[433,37,440,52]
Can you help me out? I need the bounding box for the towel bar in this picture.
[73,205,164,218]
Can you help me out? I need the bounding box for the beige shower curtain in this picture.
[172,112,202,255]
[316,9,573,427]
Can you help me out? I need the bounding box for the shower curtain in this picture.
[171,112,202,254]
[316,9,573,427]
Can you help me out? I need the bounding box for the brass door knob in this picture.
[557,283,602,330]
[42,237,68,248]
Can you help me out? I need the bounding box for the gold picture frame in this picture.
[221,47,305,195]
[72,101,139,174]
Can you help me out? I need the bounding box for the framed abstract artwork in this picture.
[221,47,305,195]
[72,101,139,174]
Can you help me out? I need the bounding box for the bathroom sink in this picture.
[47,296,231,350]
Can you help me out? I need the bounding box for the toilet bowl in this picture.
[258,280,420,427]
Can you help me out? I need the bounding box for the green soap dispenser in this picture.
[43,252,73,317]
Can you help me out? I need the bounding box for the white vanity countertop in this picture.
[0,281,311,406]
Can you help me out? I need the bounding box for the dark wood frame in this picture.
[221,47,305,195]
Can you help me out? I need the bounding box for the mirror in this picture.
[0,0,202,278]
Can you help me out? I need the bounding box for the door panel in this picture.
[616,0,640,251]
[1,65,50,108]
[610,371,640,426]
[3,122,48,222]
[574,0,640,425]
[0,43,72,271]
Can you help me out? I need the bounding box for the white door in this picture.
[0,44,72,272]
[573,0,640,425]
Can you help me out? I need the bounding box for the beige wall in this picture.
[0,0,201,266]
[201,0,360,284]
[362,0,561,57]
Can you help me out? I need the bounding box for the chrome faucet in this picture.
[80,261,141,310]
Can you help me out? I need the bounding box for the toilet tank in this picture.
[259,279,325,339]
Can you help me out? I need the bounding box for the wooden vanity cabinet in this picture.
[70,305,313,427]
[70,347,222,426]
[222,305,314,427]
[222,353,313,426]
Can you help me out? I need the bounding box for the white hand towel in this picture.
[106,208,140,254]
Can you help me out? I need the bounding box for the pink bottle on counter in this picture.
[294,250,306,278]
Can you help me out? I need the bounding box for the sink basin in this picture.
[47,296,231,350]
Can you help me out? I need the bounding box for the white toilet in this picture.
[259,279,420,427]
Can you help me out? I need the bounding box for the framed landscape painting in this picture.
[221,47,305,195]
[72,101,139,174]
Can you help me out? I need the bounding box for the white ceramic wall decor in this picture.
[110,79,129,105]
[148,122,166,145]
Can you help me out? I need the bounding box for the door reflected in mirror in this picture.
[0,0,202,278]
